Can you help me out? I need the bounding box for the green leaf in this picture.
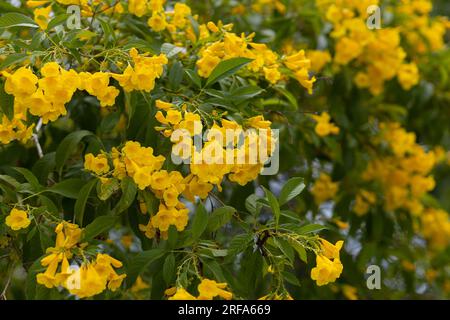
[230,85,264,104]
[282,270,301,287]
[55,130,93,175]
[273,85,298,110]
[25,258,45,300]
[288,239,308,263]
[0,81,14,119]
[245,194,261,215]
[191,203,209,239]
[274,238,295,265]
[0,53,29,70]
[168,61,183,90]
[228,233,253,256]
[163,254,175,285]
[0,13,38,28]
[127,249,165,286]
[83,215,117,241]
[296,223,327,235]
[45,178,84,199]
[279,177,305,205]
[185,69,201,88]
[262,186,281,227]
[12,167,41,191]
[113,177,137,215]
[201,259,226,282]
[97,178,120,201]
[205,57,253,87]
[97,17,116,43]
[74,179,97,226]
[207,206,236,232]
[160,43,184,58]
[46,14,70,30]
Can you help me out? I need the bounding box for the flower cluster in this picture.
[396,0,449,55]
[112,48,168,93]
[311,173,339,205]
[363,122,437,214]
[419,208,450,251]
[311,239,344,286]
[168,278,233,300]
[0,48,166,146]
[318,0,420,94]
[311,112,340,137]
[36,221,126,298]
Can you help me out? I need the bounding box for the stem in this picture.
[32,118,44,159]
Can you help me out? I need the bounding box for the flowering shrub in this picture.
[0,0,449,300]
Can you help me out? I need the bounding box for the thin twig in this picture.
[32,118,44,159]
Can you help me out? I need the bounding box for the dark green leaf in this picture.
[262,186,281,227]
[205,57,253,87]
[191,202,208,239]
[279,177,305,205]
[207,206,235,232]
[83,215,117,241]
[113,177,137,215]
[74,178,97,226]
[55,130,93,175]
[45,178,85,199]
[127,249,165,286]
[163,254,176,285]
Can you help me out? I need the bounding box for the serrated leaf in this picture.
[296,223,327,235]
[46,14,70,30]
[0,13,38,28]
[289,239,308,263]
[279,177,305,205]
[205,57,253,87]
[228,233,253,255]
[207,206,235,232]
[262,186,281,227]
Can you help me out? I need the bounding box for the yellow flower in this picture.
[397,63,419,90]
[311,173,339,205]
[263,67,281,84]
[311,112,340,137]
[320,239,344,260]
[84,153,110,175]
[197,279,233,300]
[5,208,31,231]
[33,6,52,30]
[342,285,358,300]
[4,67,38,98]
[310,255,343,286]
[197,54,221,78]
[148,12,167,32]
[168,287,197,300]
[128,0,148,17]
[155,99,174,111]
